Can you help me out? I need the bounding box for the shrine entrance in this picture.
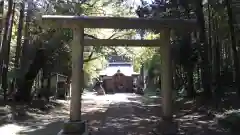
[41,15,197,135]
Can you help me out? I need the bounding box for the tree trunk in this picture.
[19,0,33,76]
[14,2,25,69]
[181,1,196,98]
[40,69,44,89]
[212,16,222,104]
[47,75,51,91]
[185,67,195,98]
[0,1,4,88]
[207,2,212,68]
[11,2,25,93]
[195,0,212,99]
[226,0,240,96]
[196,63,201,90]
[15,49,45,102]
[0,1,4,48]
[0,1,14,100]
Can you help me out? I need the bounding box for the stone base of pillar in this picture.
[57,120,89,135]
[153,117,178,135]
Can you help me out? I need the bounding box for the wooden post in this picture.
[59,26,87,135]
[70,26,84,121]
[157,29,178,134]
[160,29,172,119]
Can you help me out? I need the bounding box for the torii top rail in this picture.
[42,15,196,29]
[42,15,197,47]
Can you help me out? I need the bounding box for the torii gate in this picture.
[41,15,197,135]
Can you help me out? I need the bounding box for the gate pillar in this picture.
[161,29,172,120]
[159,29,178,134]
[58,26,88,135]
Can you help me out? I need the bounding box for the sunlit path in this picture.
[0,92,150,135]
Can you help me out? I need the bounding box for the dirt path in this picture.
[0,92,161,135]
[0,92,231,135]
[0,92,159,135]
[0,99,69,135]
[87,93,160,135]
[0,92,113,135]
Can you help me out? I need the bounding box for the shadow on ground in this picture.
[0,100,64,123]
[173,97,236,135]
[15,93,161,135]
[1,92,239,135]
[17,121,64,135]
[0,99,66,135]
[86,94,161,135]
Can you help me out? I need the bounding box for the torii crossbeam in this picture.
[41,15,197,135]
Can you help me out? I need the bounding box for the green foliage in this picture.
[133,47,156,72]
[84,56,107,85]
[5,0,169,88]
[24,0,145,84]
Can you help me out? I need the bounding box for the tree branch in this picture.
[83,33,100,62]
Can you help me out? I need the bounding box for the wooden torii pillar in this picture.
[41,15,197,135]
